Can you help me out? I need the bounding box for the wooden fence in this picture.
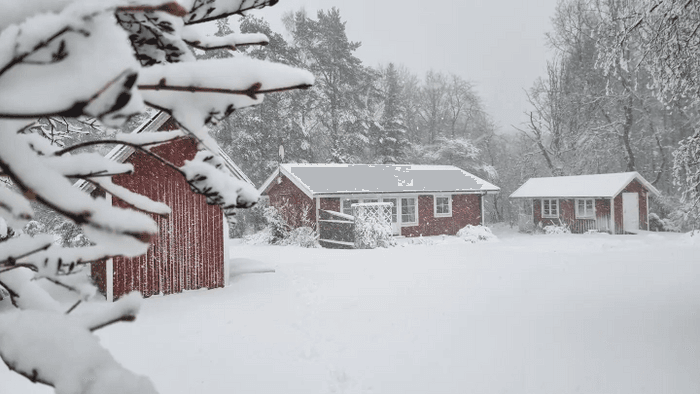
[318,210,355,249]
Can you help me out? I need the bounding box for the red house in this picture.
[510,172,660,234]
[259,164,500,242]
[86,111,253,301]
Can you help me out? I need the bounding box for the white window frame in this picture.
[575,198,595,219]
[400,196,418,226]
[434,195,452,217]
[340,196,379,216]
[341,198,359,216]
[541,198,559,218]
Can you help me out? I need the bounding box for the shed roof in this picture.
[76,111,253,193]
[509,172,660,199]
[260,163,500,198]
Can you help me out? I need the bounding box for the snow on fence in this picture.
[352,202,393,249]
[318,210,355,249]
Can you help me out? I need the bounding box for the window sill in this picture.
[576,215,595,220]
[401,222,419,227]
[542,215,559,219]
[434,213,452,218]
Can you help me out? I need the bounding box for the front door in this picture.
[622,192,640,233]
[382,197,401,235]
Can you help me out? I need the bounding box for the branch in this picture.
[0,242,53,269]
[88,314,136,332]
[0,27,89,79]
[115,2,188,16]
[53,139,184,175]
[137,80,312,100]
[183,39,268,52]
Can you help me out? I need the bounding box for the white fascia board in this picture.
[279,166,314,199]
[611,172,661,198]
[258,168,280,195]
[313,190,489,198]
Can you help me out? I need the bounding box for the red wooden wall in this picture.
[266,174,484,238]
[94,134,225,300]
[267,174,316,228]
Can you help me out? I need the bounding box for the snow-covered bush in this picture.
[281,227,320,248]
[542,224,571,234]
[245,207,319,248]
[353,203,394,249]
[0,1,314,392]
[457,225,498,243]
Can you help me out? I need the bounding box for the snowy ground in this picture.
[2,225,700,394]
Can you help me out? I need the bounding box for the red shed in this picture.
[259,164,500,245]
[86,111,253,301]
[510,172,660,234]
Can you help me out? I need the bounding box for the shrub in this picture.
[457,225,498,243]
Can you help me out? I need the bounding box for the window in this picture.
[341,198,359,216]
[541,199,559,218]
[576,199,595,218]
[434,195,452,217]
[401,197,417,225]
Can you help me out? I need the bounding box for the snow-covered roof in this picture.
[76,111,253,194]
[259,163,500,198]
[509,172,660,199]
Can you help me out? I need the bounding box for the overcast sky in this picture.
[247,0,560,134]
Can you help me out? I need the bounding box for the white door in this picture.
[622,192,640,233]
[382,198,401,235]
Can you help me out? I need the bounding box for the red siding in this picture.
[613,179,649,233]
[320,197,340,212]
[401,194,482,237]
[106,136,225,300]
[267,174,316,228]
[265,176,484,238]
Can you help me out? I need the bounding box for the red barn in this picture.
[259,164,500,246]
[510,172,660,234]
[86,111,253,301]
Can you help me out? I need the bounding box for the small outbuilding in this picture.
[259,163,500,245]
[86,111,253,301]
[510,172,660,234]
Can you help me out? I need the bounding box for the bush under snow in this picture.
[542,224,571,234]
[457,225,498,243]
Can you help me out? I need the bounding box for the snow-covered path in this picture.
[2,228,699,394]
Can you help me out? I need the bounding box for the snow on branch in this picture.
[0,307,158,394]
[138,56,314,135]
[114,129,185,145]
[0,127,158,243]
[184,0,279,25]
[0,185,33,228]
[0,13,144,125]
[0,235,54,270]
[180,150,260,213]
[87,177,172,216]
[181,25,268,50]
[43,152,134,178]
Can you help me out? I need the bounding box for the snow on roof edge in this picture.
[509,171,660,199]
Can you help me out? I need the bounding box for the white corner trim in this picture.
[258,168,280,195]
[106,258,114,302]
[223,215,230,287]
[105,191,114,302]
[646,192,650,231]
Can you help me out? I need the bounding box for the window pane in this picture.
[401,198,416,223]
[342,199,358,216]
[586,200,593,210]
[543,200,550,215]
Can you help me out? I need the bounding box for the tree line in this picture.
[217,3,699,230]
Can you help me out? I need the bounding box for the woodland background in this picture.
[10,0,700,240]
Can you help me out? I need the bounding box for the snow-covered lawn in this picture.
[3,226,700,394]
